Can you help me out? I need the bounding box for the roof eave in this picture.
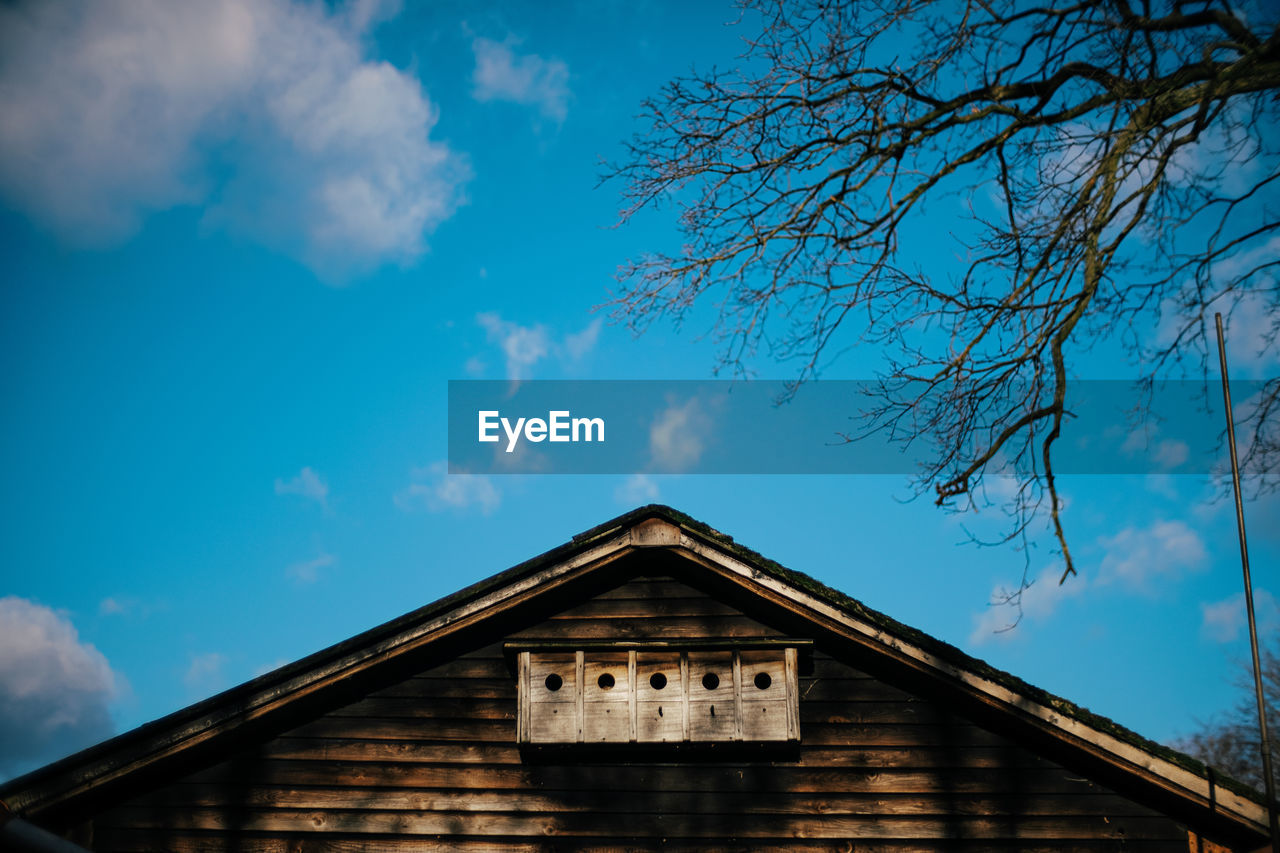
[0,509,661,817]
[1,504,1268,840]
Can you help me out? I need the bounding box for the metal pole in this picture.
[1215,312,1278,852]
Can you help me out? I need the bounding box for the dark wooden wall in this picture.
[87,573,1191,852]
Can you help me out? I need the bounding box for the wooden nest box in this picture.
[515,644,801,744]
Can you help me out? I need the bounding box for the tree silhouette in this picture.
[611,0,1280,581]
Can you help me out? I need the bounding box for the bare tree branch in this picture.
[609,0,1280,579]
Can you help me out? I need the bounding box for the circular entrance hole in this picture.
[544,673,562,692]
[597,672,615,690]
[701,672,720,691]
[754,672,772,690]
[649,672,667,690]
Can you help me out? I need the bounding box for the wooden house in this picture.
[0,505,1272,851]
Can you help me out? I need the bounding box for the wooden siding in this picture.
[88,575,1191,851]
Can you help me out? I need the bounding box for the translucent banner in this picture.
[448,379,1274,476]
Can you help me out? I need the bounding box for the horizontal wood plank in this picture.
[94,806,1184,840]
[248,737,1053,770]
[545,597,748,619]
[587,578,709,600]
[90,829,1192,853]
[377,675,915,703]
[507,616,786,641]
[112,785,1175,820]
[279,716,1010,748]
[176,760,1122,796]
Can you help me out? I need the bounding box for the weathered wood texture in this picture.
[90,575,1191,851]
[521,647,797,744]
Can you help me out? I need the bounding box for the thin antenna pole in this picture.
[1215,312,1278,852]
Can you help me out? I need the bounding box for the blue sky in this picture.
[0,0,1277,782]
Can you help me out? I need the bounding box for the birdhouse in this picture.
[515,644,800,745]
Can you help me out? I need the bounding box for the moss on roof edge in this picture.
[633,504,1264,808]
[0,508,650,805]
[1,503,1263,814]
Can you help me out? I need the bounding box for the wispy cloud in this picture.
[478,313,551,380]
[98,597,128,616]
[1096,519,1207,593]
[1118,421,1191,473]
[274,466,329,509]
[615,474,660,505]
[1143,474,1183,501]
[1152,236,1280,375]
[344,0,401,32]
[0,0,467,277]
[969,567,1086,644]
[1215,286,1280,373]
[395,461,500,515]
[184,652,227,694]
[0,597,119,777]
[563,318,602,361]
[476,313,601,380]
[253,658,292,677]
[649,397,714,473]
[471,36,570,121]
[1152,439,1190,470]
[287,551,336,584]
[97,595,165,619]
[1201,588,1279,643]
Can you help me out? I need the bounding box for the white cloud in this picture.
[471,36,569,121]
[1166,100,1269,197]
[1119,422,1190,473]
[287,551,335,584]
[0,597,119,777]
[476,313,601,380]
[615,474,660,505]
[253,657,292,677]
[487,436,553,474]
[649,397,713,473]
[1225,386,1280,481]
[98,597,127,616]
[1200,588,1279,643]
[344,0,401,32]
[0,0,467,276]
[1096,519,1207,593]
[184,652,227,693]
[1143,473,1183,501]
[1152,237,1280,375]
[395,461,500,515]
[1152,439,1190,470]
[1201,596,1241,644]
[274,466,329,509]
[478,313,552,380]
[563,318,602,362]
[1215,286,1280,373]
[97,595,164,618]
[979,475,1021,505]
[969,567,1086,644]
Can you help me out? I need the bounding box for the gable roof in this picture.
[0,504,1270,843]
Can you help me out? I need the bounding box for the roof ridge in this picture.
[0,503,1266,822]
